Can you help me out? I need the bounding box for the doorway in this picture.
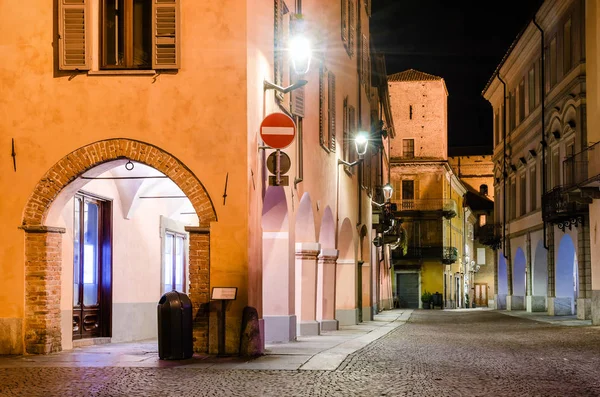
[72,192,112,340]
[474,283,488,307]
[396,273,419,308]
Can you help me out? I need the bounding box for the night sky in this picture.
[370,0,544,152]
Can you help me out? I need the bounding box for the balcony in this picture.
[392,245,458,264]
[474,223,502,250]
[442,247,458,264]
[541,185,589,231]
[391,198,457,219]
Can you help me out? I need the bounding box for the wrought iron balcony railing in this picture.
[563,147,589,189]
[474,223,502,250]
[390,198,457,219]
[392,245,458,264]
[541,185,588,230]
[442,247,458,264]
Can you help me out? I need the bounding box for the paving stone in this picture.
[1,310,600,396]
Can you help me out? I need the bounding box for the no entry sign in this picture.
[260,113,296,149]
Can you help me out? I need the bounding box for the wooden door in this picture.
[73,194,112,340]
[474,283,488,307]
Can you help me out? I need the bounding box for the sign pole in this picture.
[219,300,226,356]
[276,149,281,185]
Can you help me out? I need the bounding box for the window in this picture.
[552,150,560,188]
[480,184,488,196]
[509,89,516,131]
[361,33,370,89]
[494,110,499,146]
[163,232,186,294]
[520,173,526,216]
[479,214,487,227]
[530,165,537,211]
[410,105,413,120]
[528,67,535,113]
[564,18,572,73]
[402,180,415,200]
[274,0,290,102]
[343,98,356,172]
[58,0,180,71]
[549,36,557,88]
[518,79,525,123]
[403,139,414,158]
[510,178,516,220]
[341,0,355,56]
[319,66,336,151]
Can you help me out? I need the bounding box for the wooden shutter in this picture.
[58,0,90,70]
[152,0,180,69]
[291,85,305,117]
[341,0,348,44]
[328,71,336,152]
[319,66,326,147]
[343,97,349,161]
[348,0,355,56]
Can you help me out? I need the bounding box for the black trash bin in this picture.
[157,290,193,360]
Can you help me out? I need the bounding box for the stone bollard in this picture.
[239,306,263,357]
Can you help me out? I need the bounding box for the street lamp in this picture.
[338,131,369,167]
[382,183,393,200]
[264,33,313,94]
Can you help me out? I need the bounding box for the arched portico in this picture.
[21,139,217,354]
[262,186,295,342]
[294,193,320,336]
[317,207,338,331]
[511,248,526,310]
[550,234,577,316]
[529,241,548,312]
[335,218,357,325]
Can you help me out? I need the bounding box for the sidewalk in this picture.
[497,309,592,326]
[0,309,411,371]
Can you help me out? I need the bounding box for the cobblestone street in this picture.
[2,310,600,397]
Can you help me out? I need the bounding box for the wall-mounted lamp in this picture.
[382,183,393,200]
[264,31,312,94]
[338,131,370,167]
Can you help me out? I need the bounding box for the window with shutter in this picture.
[341,0,348,45]
[346,105,357,174]
[343,97,349,162]
[348,0,355,57]
[328,71,336,152]
[59,0,90,70]
[59,0,180,71]
[319,65,328,149]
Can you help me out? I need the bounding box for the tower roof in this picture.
[388,69,443,82]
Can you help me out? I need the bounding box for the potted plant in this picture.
[465,293,470,308]
[421,290,432,309]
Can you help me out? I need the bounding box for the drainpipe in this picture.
[357,14,363,229]
[294,118,303,189]
[533,17,549,250]
[497,74,507,257]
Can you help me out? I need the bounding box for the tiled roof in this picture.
[387,69,442,82]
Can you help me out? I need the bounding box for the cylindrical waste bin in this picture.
[157,290,193,360]
[432,292,443,309]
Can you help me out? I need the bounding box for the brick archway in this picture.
[21,139,216,354]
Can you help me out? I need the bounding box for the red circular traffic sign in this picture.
[260,113,296,149]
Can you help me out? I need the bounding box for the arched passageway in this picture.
[530,241,548,312]
[262,186,294,342]
[21,139,216,354]
[295,193,320,336]
[512,248,526,310]
[555,234,577,315]
[317,207,338,331]
[336,218,357,325]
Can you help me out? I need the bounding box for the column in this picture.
[577,214,592,319]
[21,226,65,354]
[295,242,321,336]
[186,227,210,353]
[317,248,338,331]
